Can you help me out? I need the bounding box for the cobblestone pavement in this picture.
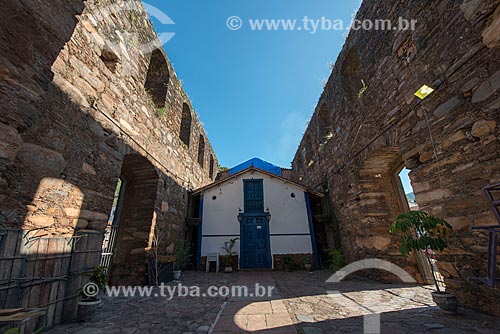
[47,271,500,334]
[47,272,236,334]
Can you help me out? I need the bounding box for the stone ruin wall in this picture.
[292,0,500,316]
[0,0,218,315]
[0,0,218,242]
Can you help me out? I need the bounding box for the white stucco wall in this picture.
[200,171,313,262]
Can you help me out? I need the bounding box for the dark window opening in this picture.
[303,133,313,167]
[144,49,169,108]
[180,103,192,147]
[100,49,120,73]
[341,47,364,99]
[318,103,332,144]
[209,155,215,179]
[198,135,205,167]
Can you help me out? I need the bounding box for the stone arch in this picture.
[294,153,303,174]
[209,154,215,179]
[145,49,169,108]
[341,46,364,100]
[359,147,406,223]
[109,154,160,285]
[303,133,313,167]
[180,103,192,147]
[356,146,421,281]
[198,135,205,168]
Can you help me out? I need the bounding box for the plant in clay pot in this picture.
[390,211,457,313]
[283,255,293,272]
[221,237,239,273]
[77,266,108,321]
[304,256,312,272]
[173,240,191,281]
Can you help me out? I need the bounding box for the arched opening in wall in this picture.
[294,154,304,181]
[100,48,120,73]
[303,133,314,169]
[180,104,192,147]
[358,147,426,282]
[396,167,444,288]
[318,103,332,145]
[144,49,169,108]
[341,47,364,100]
[209,154,215,180]
[107,154,159,286]
[198,135,205,168]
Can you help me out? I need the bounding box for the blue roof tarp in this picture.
[229,158,282,177]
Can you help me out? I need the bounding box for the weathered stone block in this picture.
[414,189,452,203]
[73,218,89,230]
[471,70,500,103]
[0,124,23,163]
[482,5,500,48]
[355,236,391,250]
[433,97,462,118]
[446,216,470,231]
[88,219,108,231]
[460,0,483,21]
[419,151,434,163]
[438,261,460,278]
[411,182,431,193]
[16,143,66,175]
[64,208,108,222]
[442,131,466,149]
[471,119,496,138]
[82,162,97,175]
[27,215,55,227]
[52,74,90,108]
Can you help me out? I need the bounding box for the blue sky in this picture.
[146,0,362,168]
[400,168,414,196]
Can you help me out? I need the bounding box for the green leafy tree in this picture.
[389,211,452,292]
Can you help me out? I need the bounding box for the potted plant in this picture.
[173,240,191,281]
[221,237,239,273]
[304,256,312,272]
[283,255,293,272]
[329,249,345,271]
[389,211,457,313]
[77,266,108,321]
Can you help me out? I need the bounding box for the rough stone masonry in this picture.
[292,0,500,316]
[0,0,217,324]
[0,0,499,329]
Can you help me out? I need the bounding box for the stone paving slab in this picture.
[212,272,298,333]
[45,270,500,334]
[272,271,500,334]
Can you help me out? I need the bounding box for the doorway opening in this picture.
[103,154,160,285]
[396,167,445,289]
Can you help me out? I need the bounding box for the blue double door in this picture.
[240,179,272,269]
[240,215,272,269]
